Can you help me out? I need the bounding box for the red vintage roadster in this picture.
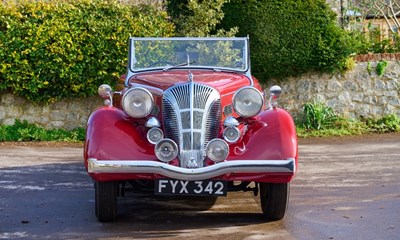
[84,37,298,222]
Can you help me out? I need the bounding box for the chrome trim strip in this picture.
[88,158,295,181]
[189,77,195,161]
[131,37,249,41]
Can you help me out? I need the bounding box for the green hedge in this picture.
[0,0,175,103]
[219,0,354,81]
[166,0,232,37]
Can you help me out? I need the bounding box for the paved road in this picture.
[0,134,399,239]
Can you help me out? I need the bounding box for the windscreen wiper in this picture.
[163,60,196,71]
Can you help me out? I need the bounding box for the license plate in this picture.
[155,179,227,196]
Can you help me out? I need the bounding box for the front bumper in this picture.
[88,158,295,181]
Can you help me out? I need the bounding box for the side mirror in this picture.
[269,85,282,99]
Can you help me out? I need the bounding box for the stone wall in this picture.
[0,92,103,130]
[0,61,399,130]
[278,61,400,120]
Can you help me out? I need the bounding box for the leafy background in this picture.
[0,0,174,102]
[0,0,399,139]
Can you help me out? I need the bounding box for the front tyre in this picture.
[259,182,289,220]
[95,181,118,222]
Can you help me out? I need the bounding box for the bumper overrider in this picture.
[88,158,296,181]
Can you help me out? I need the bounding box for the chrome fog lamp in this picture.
[232,87,263,117]
[206,139,229,162]
[223,126,240,143]
[147,127,163,144]
[98,84,113,99]
[155,138,178,162]
[122,87,154,118]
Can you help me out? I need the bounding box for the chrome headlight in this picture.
[223,126,240,143]
[147,127,163,144]
[155,139,178,162]
[206,139,229,162]
[122,87,154,118]
[232,87,263,117]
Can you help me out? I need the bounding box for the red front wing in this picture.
[84,106,298,183]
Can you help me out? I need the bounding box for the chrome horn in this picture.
[268,85,282,109]
[98,84,113,107]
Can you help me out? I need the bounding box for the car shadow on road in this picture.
[102,190,272,238]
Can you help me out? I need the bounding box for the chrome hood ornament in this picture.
[188,71,193,82]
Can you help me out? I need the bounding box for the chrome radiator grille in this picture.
[162,82,221,168]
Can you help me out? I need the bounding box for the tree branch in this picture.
[372,1,395,34]
[388,0,400,29]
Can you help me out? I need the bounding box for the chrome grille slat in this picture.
[205,102,221,144]
[162,99,180,144]
[162,82,221,168]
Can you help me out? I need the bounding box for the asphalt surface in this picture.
[0,133,399,240]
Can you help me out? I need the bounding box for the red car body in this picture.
[84,71,297,182]
[84,37,298,222]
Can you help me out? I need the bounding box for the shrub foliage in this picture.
[302,101,339,130]
[219,0,354,81]
[0,0,175,102]
[167,0,237,37]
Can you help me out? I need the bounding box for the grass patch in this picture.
[296,123,367,138]
[0,119,85,142]
[296,101,400,138]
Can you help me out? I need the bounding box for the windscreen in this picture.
[129,38,248,72]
